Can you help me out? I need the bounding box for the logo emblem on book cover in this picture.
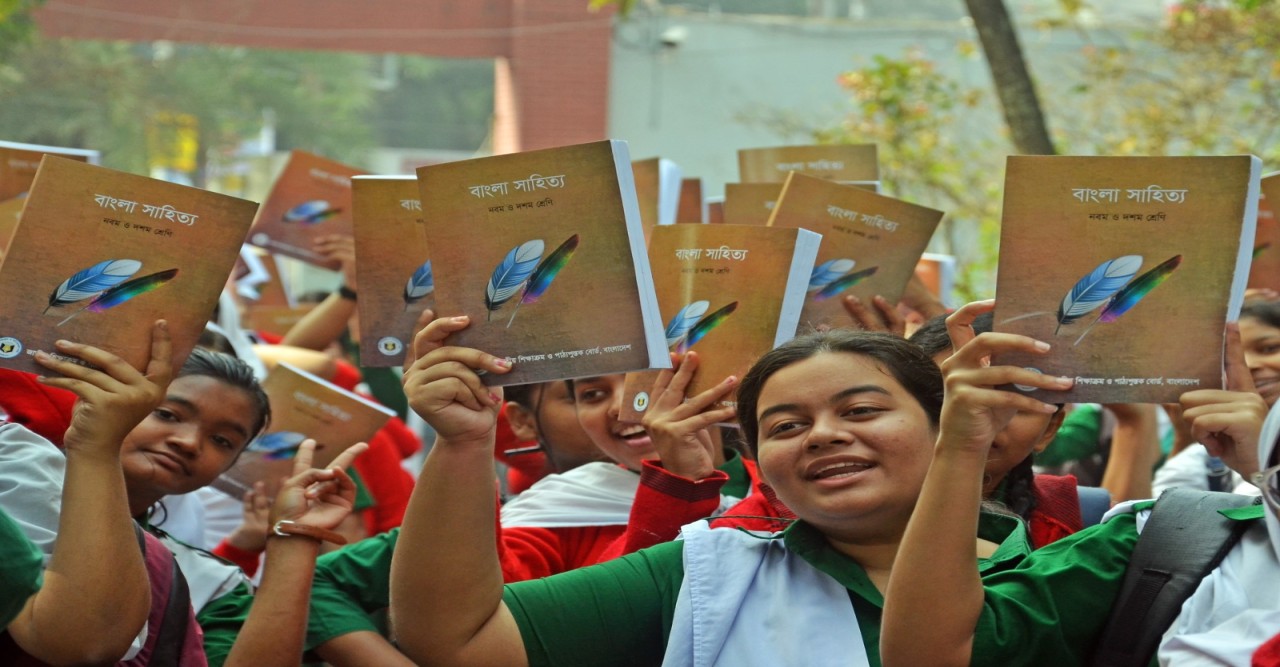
[0,337,22,359]
[378,337,403,356]
[632,392,649,413]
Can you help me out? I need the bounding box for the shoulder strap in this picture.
[1076,486,1112,527]
[1090,488,1259,667]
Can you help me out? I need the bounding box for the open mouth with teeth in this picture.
[810,461,874,481]
[616,425,651,448]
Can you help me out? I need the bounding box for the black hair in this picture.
[1000,455,1038,521]
[1242,299,1280,329]
[177,348,271,440]
[735,330,944,457]
[908,311,993,358]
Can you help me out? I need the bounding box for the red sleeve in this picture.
[352,431,415,535]
[330,359,362,392]
[211,538,263,577]
[255,331,284,345]
[497,523,626,582]
[0,369,77,447]
[379,416,422,460]
[592,460,728,564]
[710,481,797,532]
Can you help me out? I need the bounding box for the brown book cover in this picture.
[631,157,682,243]
[0,156,257,374]
[706,199,724,224]
[0,195,23,253]
[0,140,99,201]
[723,182,783,226]
[619,224,821,422]
[767,172,944,331]
[994,155,1261,403]
[247,150,366,270]
[416,140,667,385]
[738,144,878,185]
[676,178,704,223]
[1248,173,1280,291]
[213,362,394,499]
[353,175,432,367]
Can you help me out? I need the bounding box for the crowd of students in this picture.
[0,232,1278,667]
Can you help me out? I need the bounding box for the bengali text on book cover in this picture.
[354,176,432,367]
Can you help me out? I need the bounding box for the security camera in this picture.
[659,26,688,48]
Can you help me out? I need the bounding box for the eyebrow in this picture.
[165,395,251,439]
[757,384,892,423]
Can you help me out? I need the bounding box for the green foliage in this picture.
[0,38,376,179]
[0,0,44,61]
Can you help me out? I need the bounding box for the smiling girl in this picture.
[388,319,1049,667]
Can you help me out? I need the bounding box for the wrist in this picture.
[337,284,357,301]
[270,519,347,546]
[227,527,268,553]
[62,439,123,467]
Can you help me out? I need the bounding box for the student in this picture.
[389,317,1034,667]
[0,322,366,665]
[880,305,1278,666]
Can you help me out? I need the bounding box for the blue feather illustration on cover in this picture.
[1000,253,1183,346]
[807,258,880,302]
[664,300,738,354]
[282,200,341,225]
[249,431,311,460]
[43,259,180,326]
[403,260,434,309]
[484,235,581,328]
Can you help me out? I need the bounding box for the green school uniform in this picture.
[0,508,42,627]
[505,513,1029,667]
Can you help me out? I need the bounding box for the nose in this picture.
[803,413,852,451]
[166,422,202,457]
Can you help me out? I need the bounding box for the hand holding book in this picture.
[1178,322,1267,480]
[402,312,513,446]
[640,351,737,481]
[36,320,173,460]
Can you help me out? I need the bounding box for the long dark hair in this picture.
[177,348,271,440]
[736,331,944,456]
[1242,299,1280,329]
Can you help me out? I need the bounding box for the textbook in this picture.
[0,140,99,201]
[677,178,704,223]
[352,175,432,367]
[0,195,22,252]
[1248,173,1280,291]
[767,172,944,331]
[723,183,782,226]
[619,224,821,422]
[0,156,257,375]
[706,198,724,224]
[738,144,878,187]
[993,155,1262,403]
[632,157,682,242]
[247,150,366,270]
[213,362,394,499]
[415,140,667,385]
[243,304,315,338]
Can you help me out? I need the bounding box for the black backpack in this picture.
[1090,488,1262,667]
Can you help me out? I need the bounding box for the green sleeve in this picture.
[304,529,399,649]
[0,508,42,628]
[197,581,255,667]
[1036,404,1102,468]
[971,511,1140,666]
[504,539,685,667]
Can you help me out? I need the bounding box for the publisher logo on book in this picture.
[0,337,22,359]
[632,392,649,413]
[378,337,403,356]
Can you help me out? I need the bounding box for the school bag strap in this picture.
[1090,488,1260,667]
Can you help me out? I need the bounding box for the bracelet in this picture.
[271,520,347,545]
[337,284,358,301]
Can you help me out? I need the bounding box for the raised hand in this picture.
[640,351,736,480]
[841,294,906,337]
[36,320,173,460]
[228,481,273,552]
[938,303,1070,457]
[314,234,358,291]
[402,311,513,444]
[1179,322,1267,479]
[271,439,368,533]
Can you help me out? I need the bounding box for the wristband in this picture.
[337,284,358,301]
[271,519,347,545]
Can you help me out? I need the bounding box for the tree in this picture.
[963,0,1056,155]
[0,0,44,61]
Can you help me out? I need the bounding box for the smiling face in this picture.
[753,352,936,541]
[572,374,653,472]
[121,375,262,512]
[1241,315,1280,406]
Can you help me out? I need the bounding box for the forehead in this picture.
[1240,316,1280,341]
[168,375,258,425]
[758,352,901,405]
[574,374,623,390]
[540,380,572,401]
